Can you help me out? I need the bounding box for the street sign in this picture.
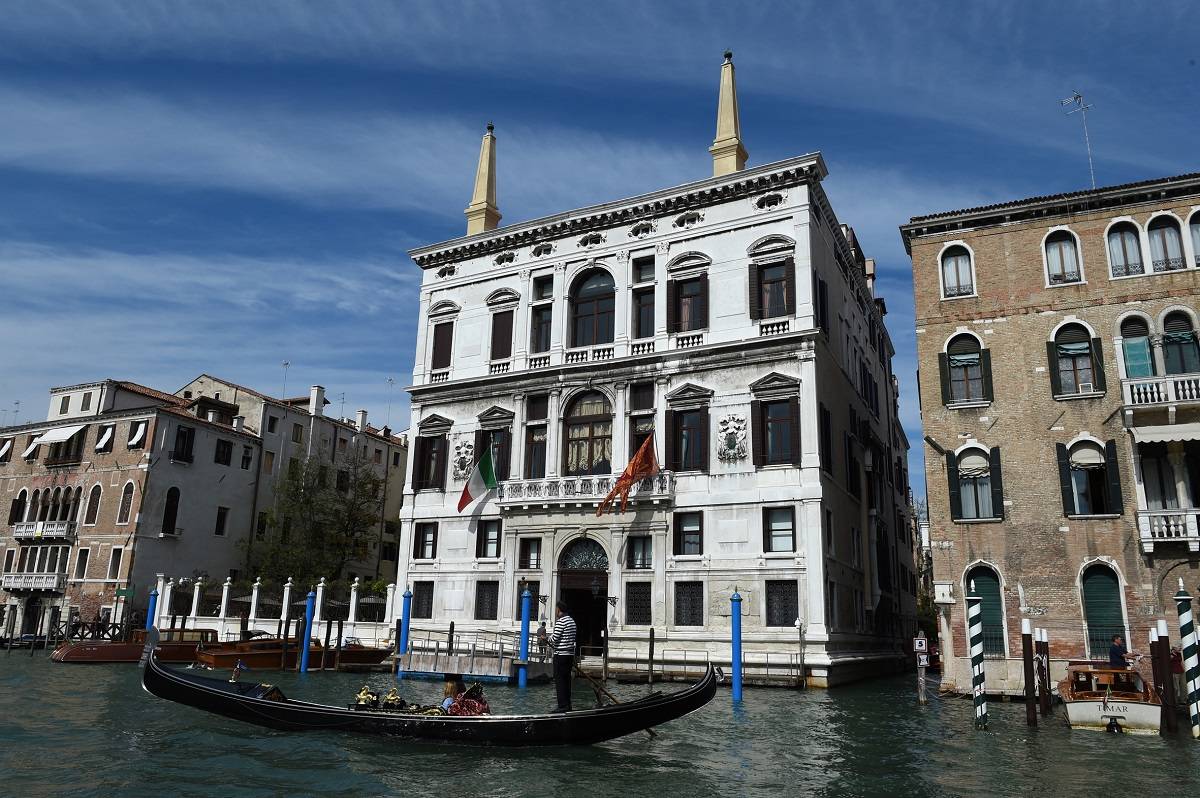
[917,653,930,668]
[913,636,928,652]
[115,586,135,598]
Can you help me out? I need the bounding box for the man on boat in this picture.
[547,601,577,713]
[1108,634,1133,669]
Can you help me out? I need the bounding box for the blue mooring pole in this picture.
[518,587,532,688]
[400,588,413,656]
[145,589,159,631]
[731,589,743,702]
[300,590,316,673]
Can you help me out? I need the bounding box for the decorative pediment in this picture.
[417,413,454,434]
[749,372,801,395]
[477,405,515,426]
[665,251,711,273]
[747,233,795,256]
[485,288,520,307]
[428,299,461,317]
[665,383,714,404]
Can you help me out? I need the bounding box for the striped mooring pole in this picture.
[967,582,987,729]
[1175,578,1200,739]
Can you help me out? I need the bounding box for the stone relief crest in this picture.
[716,414,748,462]
[452,438,475,480]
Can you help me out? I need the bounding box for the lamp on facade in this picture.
[538,594,549,623]
[607,596,619,630]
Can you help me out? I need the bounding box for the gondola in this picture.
[140,628,717,746]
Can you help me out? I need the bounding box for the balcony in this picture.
[1122,373,1200,408]
[11,521,77,541]
[499,471,676,510]
[1,572,67,591]
[1137,509,1200,553]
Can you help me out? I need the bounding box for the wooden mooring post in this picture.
[1157,620,1179,736]
[279,616,291,670]
[335,620,344,672]
[647,628,655,687]
[1021,619,1036,726]
[321,618,333,671]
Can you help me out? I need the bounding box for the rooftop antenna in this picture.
[1059,90,1096,190]
[281,360,290,400]
[338,392,346,419]
[385,377,396,428]
[12,400,19,426]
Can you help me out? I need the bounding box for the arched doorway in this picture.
[1081,563,1125,660]
[21,595,43,636]
[557,537,609,653]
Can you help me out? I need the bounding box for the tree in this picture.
[245,453,385,586]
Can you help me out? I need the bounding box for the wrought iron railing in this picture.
[1152,257,1186,273]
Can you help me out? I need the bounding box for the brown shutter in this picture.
[490,310,513,360]
[748,264,761,320]
[751,400,764,467]
[435,435,448,490]
[699,407,710,472]
[411,437,427,490]
[818,279,829,333]
[1046,341,1062,395]
[1104,439,1123,515]
[666,280,678,333]
[1056,443,1074,516]
[946,451,961,521]
[789,396,801,467]
[761,506,771,553]
[431,523,439,559]
[474,429,483,465]
[664,409,677,471]
[989,447,1004,521]
[1090,337,1106,392]
[698,274,709,329]
[784,257,796,315]
[431,322,454,370]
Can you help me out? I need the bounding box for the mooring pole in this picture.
[145,589,159,631]
[1149,627,1163,702]
[1174,579,1200,739]
[300,590,315,673]
[1021,619,1036,726]
[917,629,928,705]
[518,587,532,689]
[279,616,291,670]
[400,588,413,660]
[168,614,177,643]
[1037,628,1052,716]
[966,583,987,729]
[1158,619,1178,735]
[322,618,333,671]
[448,621,455,656]
[731,589,743,702]
[602,629,610,682]
[335,619,344,671]
[648,627,656,687]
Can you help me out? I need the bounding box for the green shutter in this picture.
[938,353,951,405]
[1046,341,1062,395]
[1091,337,1106,392]
[1056,443,1075,516]
[980,348,994,401]
[1081,565,1123,659]
[1104,439,1124,515]
[967,567,1004,655]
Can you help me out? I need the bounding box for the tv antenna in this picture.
[338,392,346,419]
[1059,90,1096,190]
[281,360,290,400]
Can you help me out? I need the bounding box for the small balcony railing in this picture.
[1,572,67,591]
[1137,509,1200,553]
[1152,257,1187,273]
[499,471,675,508]
[169,449,194,464]
[1122,373,1200,407]
[12,521,77,541]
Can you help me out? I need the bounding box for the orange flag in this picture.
[597,433,660,516]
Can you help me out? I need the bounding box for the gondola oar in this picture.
[574,664,657,738]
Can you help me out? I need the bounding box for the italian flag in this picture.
[457,448,498,513]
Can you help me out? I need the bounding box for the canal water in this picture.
[1,656,1197,797]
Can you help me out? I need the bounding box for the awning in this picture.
[128,421,146,447]
[1132,424,1200,444]
[0,439,10,459]
[33,424,87,445]
[21,441,39,458]
[94,426,113,451]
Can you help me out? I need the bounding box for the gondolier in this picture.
[548,601,577,713]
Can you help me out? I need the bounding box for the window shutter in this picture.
[1104,439,1123,515]
[411,437,427,490]
[784,257,796,316]
[1046,341,1062,395]
[980,349,994,401]
[435,435,448,490]
[789,396,801,467]
[666,280,678,333]
[697,513,705,556]
[1056,443,1075,516]
[945,451,961,521]
[938,353,952,405]
[750,400,764,467]
[431,524,439,559]
[431,322,454,370]
[412,525,422,559]
[762,506,771,553]
[672,515,681,555]
[490,310,513,360]
[748,265,762,320]
[475,523,484,558]
[818,280,829,333]
[810,272,818,327]
[989,447,1004,520]
[699,407,710,473]
[1090,337,1106,392]
[473,429,483,465]
[698,274,709,329]
[664,409,677,471]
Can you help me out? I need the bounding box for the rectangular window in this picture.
[380,541,398,562]
[633,287,655,339]
[2,549,13,573]
[267,416,279,434]
[214,439,233,466]
[413,522,438,560]
[476,519,502,559]
[256,511,268,541]
[393,451,401,467]
[412,581,434,619]
[73,548,90,580]
[629,382,655,411]
[431,321,454,370]
[106,548,122,580]
[241,446,253,470]
[763,506,796,553]
[627,536,652,569]
[763,399,797,465]
[263,450,275,474]
[759,261,789,318]
[534,275,554,300]
[518,538,542,569]
[81,392,91,411]
[625,582,652,625]
[171,426,195,463]
[94,424,115,454]
[673,276,707,332]
[673,512,703,556]
[674,409,706,471]
[844,434,860,498]
[474,581,500,621]
[523,425,547,479]
[629,416,654,459]
[478,428,510,480]
[766,579,799,627]
[127,421,146,449]
[59,395,70,414]
[373,448,383,464]
[633,255,655,284]
[530,306,553,353]
[412,435,447,490]
[824,508,834,554]
[674,581,704,626]
[818,404,832,473]
[214,506,229,537]
[491,309,514,360]
[527,395,549,420]
[291,423,303,444]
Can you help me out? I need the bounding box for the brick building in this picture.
[902,173,1200,692]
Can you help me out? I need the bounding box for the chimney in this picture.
[382,425,391,438]
[356,409,368,432]
[205,410,217,423]
[709,51,748,176]
[865,259,877,297]
[232,416,244,432]
[309,385,325,417]
[464,123,501,235]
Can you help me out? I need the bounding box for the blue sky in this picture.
[1,2,1197,499]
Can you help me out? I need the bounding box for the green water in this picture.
[0,655,1196,797]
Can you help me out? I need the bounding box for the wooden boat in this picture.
[195,634,391,670]
[51,628,216,664]
[140,628,717,746]
[1058,664,1162,734]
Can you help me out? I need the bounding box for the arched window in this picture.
[1138,442,1179,510]
[1190,212,1200,268]
[1107,222,1143,277]
[1081,564,1124,659]
[563,392,612,476]
[1050,324,1103,395]
[162,487,180,534]
[48,488,61,523]
[941,246,973,298]
[1119,316,1154,378]
[7,489,27,526]
[66,486,81,522]
[1058,440,1120,516]
[117,483,135,525]
[29,489,41,522]
[951,448,996,520]
[84,485,102,525]
[1148,216,1185,272]
[570,270,615,347]
[1045,230,1082,284]
[941,334,990,403]
[965,565,1005,656]
[1163,311,1200,375]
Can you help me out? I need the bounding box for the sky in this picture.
[0,2,1197,499]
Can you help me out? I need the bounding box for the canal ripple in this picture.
[1,655,1197,797]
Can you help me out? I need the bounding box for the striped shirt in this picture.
[547,614,577,656]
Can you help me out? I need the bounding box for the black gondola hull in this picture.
[140,628,716,746]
